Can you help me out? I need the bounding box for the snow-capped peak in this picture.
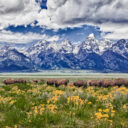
[46,41,59,51]
[78,34,115,55]
[99,39,114,54]
[34,40,49,47]
[80,34,100,54]
[88,33,95,39]
[59,39,73,53]
[85,33,98,45]
[27,39,74,56]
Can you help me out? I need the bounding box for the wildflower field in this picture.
[0,82,128,128]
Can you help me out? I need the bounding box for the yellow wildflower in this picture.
[111,110,115,113]
[102,114,109,118]
[103,109,109,113]
[95,112,103,119]
[10,100,16,105]
[123,105,127,109]
[98,109,102,112]
[52,90,64,96]
[47,96,59,104]
[67,96,84,106]
[47,104,57,113]
[88,102,92,105]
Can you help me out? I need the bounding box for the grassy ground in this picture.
[0,72,128,84]
[0,82,127,128]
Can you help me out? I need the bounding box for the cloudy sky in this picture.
[0,0,128,44]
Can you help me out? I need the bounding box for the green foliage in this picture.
[0,84,127,128]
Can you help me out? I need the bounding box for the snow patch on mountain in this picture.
[112,39,128,59]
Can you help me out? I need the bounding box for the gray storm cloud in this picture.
[46,0,128,39]
[0,0,25,14]
[47,0,128,25]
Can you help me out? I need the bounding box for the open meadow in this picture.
[0,70,128,83]
[0,72,128,128]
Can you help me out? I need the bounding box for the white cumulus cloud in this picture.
[0,0,40,29]
[0,30,59,43]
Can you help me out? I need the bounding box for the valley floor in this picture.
[0,71,128,80]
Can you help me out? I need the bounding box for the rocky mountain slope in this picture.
[0,46,36,72]
[0,34,128,72]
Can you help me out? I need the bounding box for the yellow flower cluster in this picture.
[95,112,109,119]
[110,86,128,96]
[45,86,56,91]
[116,86,128,95]
[95,107,115,121]
[97,94,113,102]
[8,86,25,95]
[52,90,64,96]
[47,96,59,104]
[34,105,45,115]
[47,90,64,104]
[47,104,57,113]
[67,96,84,106]
[85,86,128,105]
[27,104,45,117]
[27,88,41,95]
[0,96,13,104]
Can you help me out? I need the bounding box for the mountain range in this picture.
[0,33,128,72]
